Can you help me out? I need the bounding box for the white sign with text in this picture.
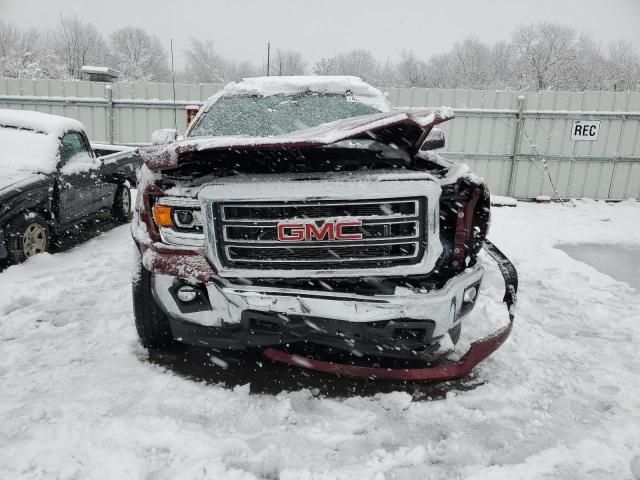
[571,120,601,141]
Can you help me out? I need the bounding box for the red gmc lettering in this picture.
[277,223,305,241]
[305,222,334,240]
[335,221,363,240]
[277,220,363,241]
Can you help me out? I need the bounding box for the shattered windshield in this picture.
[189,93,382,138]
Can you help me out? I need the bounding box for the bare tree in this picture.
[109,27,169,81]
[0,21,63,79]
[226,60,258,82]
[397,50,428,87]
[606,40,640,91]
[512,22,578,90]
[52,14,110,79]
[313,57,338,75]
[488,41,516,89]
[375,59,398,88]
[272,49,306,76]
[572,34,607,91]
[183,39,228,83]
[314,49,379,84]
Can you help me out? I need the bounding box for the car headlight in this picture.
[152,198,204,248]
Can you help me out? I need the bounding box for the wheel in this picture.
[112,184,131,222]
[448,323,462,345]
[133,259,175,349]
[5,212,51,264]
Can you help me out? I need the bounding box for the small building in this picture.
[80,66,120,83]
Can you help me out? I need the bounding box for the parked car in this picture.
[0,109,140,264]
[131,76,517,381]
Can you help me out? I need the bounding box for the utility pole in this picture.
[266,41,271,76]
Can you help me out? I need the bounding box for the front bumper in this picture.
[264,240,518,381]
[150,252,485,359]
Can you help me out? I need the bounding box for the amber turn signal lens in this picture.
[152,204,174,227]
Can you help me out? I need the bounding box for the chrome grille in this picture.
[211,198,426,270]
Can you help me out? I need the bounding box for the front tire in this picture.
[133,260,175,349]
[112,185,131,222]
[5,212,51,264]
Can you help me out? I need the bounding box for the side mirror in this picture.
[421,128,445,150]
[151,128,178,145]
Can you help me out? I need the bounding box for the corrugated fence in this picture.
[1,78,639,199]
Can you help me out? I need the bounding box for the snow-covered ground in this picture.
[1,200,640,480]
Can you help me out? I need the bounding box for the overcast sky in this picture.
[2,0,640,69]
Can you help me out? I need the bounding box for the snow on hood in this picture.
[0,109,84,137]
[143,108,455,171]
[200,76,392,113]
[0,127,61,185]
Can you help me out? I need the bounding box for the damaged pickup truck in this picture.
[132,76,517,381]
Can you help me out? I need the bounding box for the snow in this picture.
[150,128,177,145]
[0,127,61,188]
[59,152,101,176]
[0,109,86,187]
[91,143,137,154]
[491,195,518,207]
[201,76,392,114]
[80,65,120,77]
[0,109,84,137]
[1,200,640,479]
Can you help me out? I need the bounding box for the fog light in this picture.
[463,286,478,303]
[177,285,197,302]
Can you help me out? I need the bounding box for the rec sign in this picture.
[571,120,600,141]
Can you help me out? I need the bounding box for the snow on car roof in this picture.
[203,75,390,112]
[0,109,85,137]
[0,127,61,180]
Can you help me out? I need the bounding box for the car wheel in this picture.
[112,184,131,222]
[6,213,51,264]
[133,259,175,349]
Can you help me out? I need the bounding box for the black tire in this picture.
[112,185,131,222]
[5,212,51,264]
[449,323,462,345]
[133,260,175,349]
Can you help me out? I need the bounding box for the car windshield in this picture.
[189,93,383,138]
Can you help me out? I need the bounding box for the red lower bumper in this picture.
[264,240,518,382]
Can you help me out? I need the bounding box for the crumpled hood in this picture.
[142,107,454,171]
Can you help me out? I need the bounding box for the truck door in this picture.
[57,131,103,225]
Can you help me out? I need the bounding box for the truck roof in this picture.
[0,109,85,137]
[202,75,391,112]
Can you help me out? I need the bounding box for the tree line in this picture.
[1,16,639,91]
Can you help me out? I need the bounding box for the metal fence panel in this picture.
[0,78,638,199]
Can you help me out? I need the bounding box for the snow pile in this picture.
[151,128,177,145]
[491,195,518,207]
[203,75,391,112]
[1,201,640,479]
[0,109,84,137]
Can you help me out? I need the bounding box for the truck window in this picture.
[59,132,89,166]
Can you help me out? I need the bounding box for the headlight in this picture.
[152,198,204,248]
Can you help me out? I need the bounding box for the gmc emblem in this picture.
[277,220,363,241]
